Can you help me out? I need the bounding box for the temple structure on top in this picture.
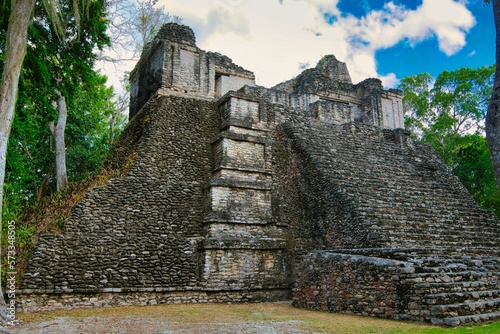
[129,24,403,130]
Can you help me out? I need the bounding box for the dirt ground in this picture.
[1,301,436,334]
[6,317,313,334]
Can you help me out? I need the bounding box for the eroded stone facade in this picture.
[19,24,499,326]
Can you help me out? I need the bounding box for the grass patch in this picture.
[16,302,500,333]
[418,323,500,334]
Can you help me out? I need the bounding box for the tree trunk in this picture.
[487,0,500,190]
[0,0,37,323]
[49,94,69,191]
[109,111,117,146]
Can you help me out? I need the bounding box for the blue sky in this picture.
[120,0,495,89]
[368,1,495,81]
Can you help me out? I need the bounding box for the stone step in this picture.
[393,238,498,249]
[415,265,495,275]
[429,298,500,319]
[412,256,500,264]
[409,256,500,266]
[388,228,498,236]
[386,234,500,244]
[390,224,500,236]
[423,289,500,305]
[406,271,499,284]
[387,225,500,240]
[414,280,500,294]
[412,261,500,274]
[438,311,500,326]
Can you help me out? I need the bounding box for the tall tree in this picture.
[400,67,494,161]
[2,0,110,196]
[0,0,37,322]
[486,0,500,189]
[99,0,181,63]
[398,72,433,138]
[0,0,98,322]
[399,66,500,215]
[37,0,108,192]
[49,94,69,191]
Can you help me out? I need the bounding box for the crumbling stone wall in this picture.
[293,251,414,319]
[272,55,403,130]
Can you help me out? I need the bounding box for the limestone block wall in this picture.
[201,248,287,290]
[212,137,266,170]
[309,99,356,124]
[381,90,404,130]
[129,24,255,119]
[215,74,255,98]
[129,39,214,119]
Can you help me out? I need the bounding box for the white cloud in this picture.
[327,0,475,85]
[152,0,475,88]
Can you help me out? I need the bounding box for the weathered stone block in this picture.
[207,186,271,224]
[202,249,287,290]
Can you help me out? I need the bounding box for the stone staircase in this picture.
[285,119,500,325]
[402,254,500,325]
[301,248,500,326]
[283,120,500,249]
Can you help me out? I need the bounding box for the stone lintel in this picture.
[203,217,269,225]
[212,166,271,175]
[208,179,272,190]
[202,237,286,250]
[211,131,271,145]
[217,91,260,106]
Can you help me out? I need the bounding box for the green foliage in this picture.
[452,135,500,215]
[401,66,494,143]
[399,66,500,216]
[398,72,433,137]
[0,0,128,288]
[0,0,123,221]
[0,0,128,229]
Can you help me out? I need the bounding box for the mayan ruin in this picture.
[17,23,500,326]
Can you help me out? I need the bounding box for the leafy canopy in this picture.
[399,66,500,216]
